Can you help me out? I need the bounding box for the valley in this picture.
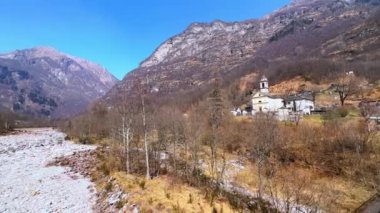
[0,0,379,212]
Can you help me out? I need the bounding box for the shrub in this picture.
[148,197,154,205]
[115,200,125,209]
[166,192,171,199]
[78,136,95,144]
[105,181,113,192]
[99,163,110,176]
[139,180,146,190]
[322,108,349,120]
[188,193,193,204]
[212,207,218,213]
[172,201,185,213]
[337,107,349,117]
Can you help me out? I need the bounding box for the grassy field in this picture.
[231,157,376,212]
[112,172,234,213]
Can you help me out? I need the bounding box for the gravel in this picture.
[0,128,96,213]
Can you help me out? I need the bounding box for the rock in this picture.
[131,205,139,213]
[31,190,40,196]
[121,193,128,200]
[108,191,123,205]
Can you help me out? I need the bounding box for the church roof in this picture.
[287,91,314,101]
[260,75,268,82]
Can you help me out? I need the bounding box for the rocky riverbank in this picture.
[49,143,139,213]
[0,128,96,212]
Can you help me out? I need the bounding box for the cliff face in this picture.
[0,47,118,118]
[104,0,379,103]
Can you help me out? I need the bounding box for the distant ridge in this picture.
[104,0,379,105]
[0,47,118,118]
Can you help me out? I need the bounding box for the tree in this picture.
[137,78,151,180]
[0,109,17,132]
[91,102,109,137]
[185,105,207,182]
[155,107,186,176]
[117,88,136,174]
[335,72,363,106]
[251,113,279,199]
[207,77,225,179]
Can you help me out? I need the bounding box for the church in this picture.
[251,76,315,119]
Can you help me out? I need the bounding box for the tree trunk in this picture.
[174,137,177,175]
[141,96,150,179]
[126,128,131,174]
[122,117,127,171]
[257,159,263,199]
[339,93,345,106]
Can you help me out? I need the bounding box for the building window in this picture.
[262,83,265,88]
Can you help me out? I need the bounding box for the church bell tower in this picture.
[260,75,269,94]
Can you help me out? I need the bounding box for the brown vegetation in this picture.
[59,74,380,212]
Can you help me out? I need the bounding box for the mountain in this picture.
[0,47,118,118]
[104,0,379,105]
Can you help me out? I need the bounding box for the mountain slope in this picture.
[0,47,118,118]
[104,0,379,104]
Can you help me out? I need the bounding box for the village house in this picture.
[251,76,315,120]
[284,92,315,115]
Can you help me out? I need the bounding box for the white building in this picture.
[251,76,315,119]
[251,76,284,114]
[284,93,315,115]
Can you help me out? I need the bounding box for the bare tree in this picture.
[0,110,16,132]
[185,106,207,181]
[116,86,140,174]
[207,77,224,179]
[335,72,363,106]
[251,113,279,199]
[138,79,151,179]
[267,167,324,213]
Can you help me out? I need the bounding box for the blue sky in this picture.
[0,0,290,79]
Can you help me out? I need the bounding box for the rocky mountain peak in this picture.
[105,0,379,105]
[1,46,63,60]
[0,47,118,118]
[1,47,116,86]
[139,19,257,68]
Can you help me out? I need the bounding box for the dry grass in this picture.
[303,115,324,125]
[315,92,340,107]
[112,172,235,213]
[312,177,375,212]
[233,116,253,122]
[88,146,235,212]
[230,157,376,213]
[269,76,326,94]
[364,80,380,100]
[233,165,259,190]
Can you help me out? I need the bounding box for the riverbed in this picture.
[0,128,96,212]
